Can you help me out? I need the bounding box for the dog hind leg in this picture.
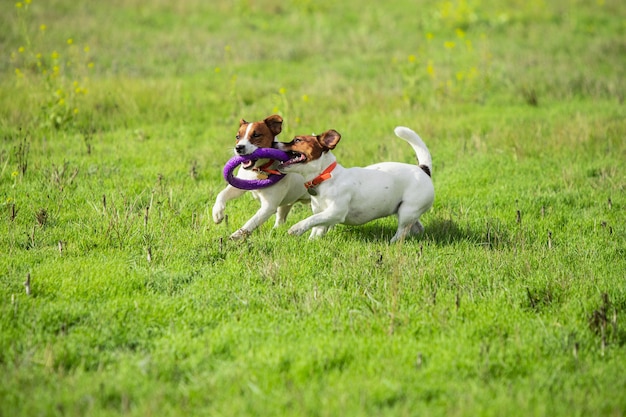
[391,203,424,243]
[410,221,424,235]
[309,226,330,239]
[275,204,293,227]
[390,224,413,243]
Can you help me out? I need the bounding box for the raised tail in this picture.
[394,126,432,177]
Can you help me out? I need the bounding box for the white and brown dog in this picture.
[276,126,434,242]
[212,115,310,239]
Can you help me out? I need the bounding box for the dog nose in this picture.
[235,144,246,154]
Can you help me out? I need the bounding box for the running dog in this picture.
[276,126,434,242]
[212,115,310,239]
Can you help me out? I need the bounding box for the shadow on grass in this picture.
[423,218,483,245]
[336,217,507,247]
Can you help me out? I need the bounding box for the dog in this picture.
[212,115,310,239]
[276,126,434,242]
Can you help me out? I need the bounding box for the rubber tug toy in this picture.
[222,148,290,190]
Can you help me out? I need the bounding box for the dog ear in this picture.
[264,114,283,136]
[239,119,248,126]
[319,130,341,150]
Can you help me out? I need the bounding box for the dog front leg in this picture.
[212,185,246,224]
[288,210,345,238]
[231,203,279,239]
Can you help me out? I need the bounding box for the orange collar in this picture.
[255,160,282,176]
[304,161,337,190]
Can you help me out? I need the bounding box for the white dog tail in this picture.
[394,126,432,177]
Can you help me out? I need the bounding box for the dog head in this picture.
[235,114,283,169]
[277,129,341,173]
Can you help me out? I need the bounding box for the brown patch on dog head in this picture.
[278,129,341,164]
[236,115,283,149]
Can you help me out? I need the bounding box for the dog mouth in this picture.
[241,159,257,170]
[279,151,307,168]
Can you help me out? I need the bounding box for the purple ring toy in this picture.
[223,148,290,190]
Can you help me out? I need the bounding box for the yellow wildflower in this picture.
[40,24,47,32]
[16,2,23,8]
[408,54,416,63]
[456,28,466,38]
[18,46,25,53]
[51,51,59,59]
[426,61,435,78]
[426,32,434,41]
[67,38,73,45]
[278,87,286,95]
[444,41,456,49]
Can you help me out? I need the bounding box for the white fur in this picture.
[280,126,434,243]
[236,124,256,155]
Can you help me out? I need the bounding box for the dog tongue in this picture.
[279,154,305,168]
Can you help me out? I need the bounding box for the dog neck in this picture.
[304,161,337,190]
[298,151,338,183]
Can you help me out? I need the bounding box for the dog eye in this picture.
[236,135,240,140]
[293,138,301,143]
[252,132,261,138]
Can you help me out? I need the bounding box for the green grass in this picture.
[1,0,625,416]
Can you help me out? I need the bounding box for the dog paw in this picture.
[230,228,250,240]
[411,221,424,235]
[288,225,306,236]
[212,204,225,224]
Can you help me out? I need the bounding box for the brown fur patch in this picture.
[236,115,283,148]
[280,130,341,162]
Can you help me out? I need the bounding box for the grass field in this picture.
[1,0,625,416]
